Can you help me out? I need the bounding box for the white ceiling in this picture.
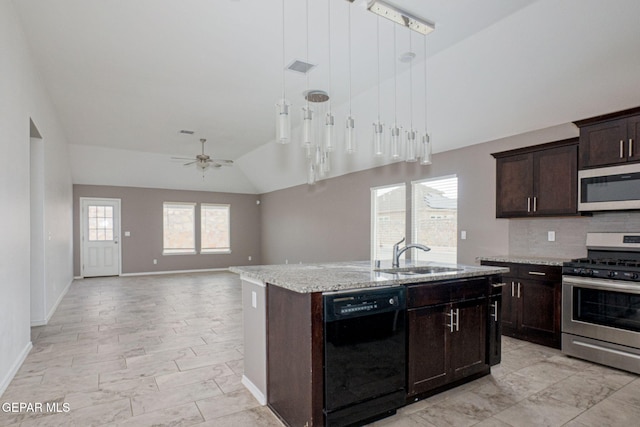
[13,0,640,194]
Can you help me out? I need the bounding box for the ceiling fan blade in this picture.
[171,156,196,161]
[183,161,197,166]
[211,159,234,165]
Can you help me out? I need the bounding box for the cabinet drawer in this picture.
[521,265,561,282]
[408,278,488,309]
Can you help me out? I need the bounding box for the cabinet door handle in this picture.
[620,140,625,158]
[533,196,537,212]
[517,282,521,298]
[490,302,499,321]
[455,308,460,332]
[528,271,546,276]
[630,138,634,157]
[527,197,531,213]
[446,309,454,333]
[492,282,507,288]
[511,281,515,297]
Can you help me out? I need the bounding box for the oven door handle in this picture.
[563,275,640,294]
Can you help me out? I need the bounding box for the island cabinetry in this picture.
[574,107,640,168]
[406,278,490,399]
[267,285,323,427]
[492,138,578,218]
[481,261,561,349]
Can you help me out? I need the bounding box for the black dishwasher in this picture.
[323,286,406,427]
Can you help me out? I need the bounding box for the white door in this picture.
[81,198,121,277]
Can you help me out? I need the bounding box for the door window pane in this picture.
[88,205,114,241]
[412,176,458,263]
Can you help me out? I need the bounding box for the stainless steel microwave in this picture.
[578,163,640,211]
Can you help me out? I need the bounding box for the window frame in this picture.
[411,174,458,264]
[200,203,231,254]
[370,182,407,262]
[162,202,197,255]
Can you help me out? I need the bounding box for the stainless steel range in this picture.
[562,232,640,374]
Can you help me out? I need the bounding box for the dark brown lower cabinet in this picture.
[407,278,490,399]
[267,285,324,427]
[481,261,561,349]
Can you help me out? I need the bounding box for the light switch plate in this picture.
[548,231,556,242]
[251,291,257,308]
[461,230,467,240]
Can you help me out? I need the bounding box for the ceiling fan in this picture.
[172,138,233,172]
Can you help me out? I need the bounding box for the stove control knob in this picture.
[632,273,639,280]
[584,269,594,277]
[389,298,396,306]
[608,271,617,278]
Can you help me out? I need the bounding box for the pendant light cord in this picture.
[327,0,332,113]
[348,3,352,116]
[424,34,428,131]
[393,25,397,125]
[376,16,380,122]
[281,0,285,101]
[306,0,310,110]
[409,29,413,129]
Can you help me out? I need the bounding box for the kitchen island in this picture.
[230,261,508,427]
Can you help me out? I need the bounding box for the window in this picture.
[412,176,458,263]
[201,204,230,253]
[371,184,406,262]
[163,202,196,254]
[87,205,114,241]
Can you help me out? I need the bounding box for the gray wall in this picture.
[73,185,262,276]
[260,124,580,266]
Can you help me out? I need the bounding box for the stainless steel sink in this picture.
[375,266,462,275]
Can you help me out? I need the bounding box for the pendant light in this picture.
[389,25,402,160]
[406,28,418,162]
[275,0,291,144]
[301,0,314,149]
[372,16,384,157]
[344,3,356,154]
[420,33,432,165]
[324,0,335,154]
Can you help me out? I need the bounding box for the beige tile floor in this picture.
[1,271,639,426]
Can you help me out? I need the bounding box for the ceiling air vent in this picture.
[287,59,316,74]
[179,129,195,135]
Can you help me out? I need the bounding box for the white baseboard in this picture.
[242,375,267,405]
[120,267,229,277]
[0,341,33,398]
[30,278,73,327]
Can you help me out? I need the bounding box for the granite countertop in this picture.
[229,261,509,293]
[476,255,570,267]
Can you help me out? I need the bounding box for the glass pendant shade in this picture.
[390,125,402,159]
[406,129,418,162]
[275,99,291,143]
[325,112,335,152]
[373,122,385,157]
[307,161,316,185]
[322,151,331,174]
[420,133,432,165]
[302,106,314,147]
[345,116,356,153]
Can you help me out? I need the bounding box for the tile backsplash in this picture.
[509,211,640,259]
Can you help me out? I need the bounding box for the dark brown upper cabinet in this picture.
[574,107,640,169]
[492,138,579,218]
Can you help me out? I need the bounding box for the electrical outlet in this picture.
[248,255,252,261]
[251,291,257,308]
[548,231,556,242]
[153,259,158,265]
[461,230,467,240]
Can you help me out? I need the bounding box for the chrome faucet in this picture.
[392,237,431,268]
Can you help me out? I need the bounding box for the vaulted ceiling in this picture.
[14,0,640,194]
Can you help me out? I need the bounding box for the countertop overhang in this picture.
[229,261,509,293]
